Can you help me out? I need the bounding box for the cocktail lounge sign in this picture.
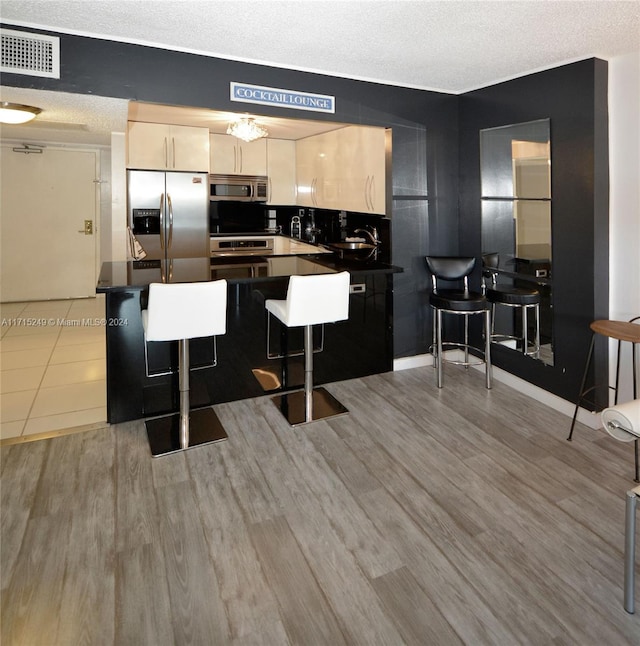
[230,82,335,114]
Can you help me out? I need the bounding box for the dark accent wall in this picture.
[1,24,610,402]
[0,24,459,360]
[459,59,610,404]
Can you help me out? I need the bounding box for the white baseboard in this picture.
[393,352,602,430]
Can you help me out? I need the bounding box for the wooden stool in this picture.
[567,318,640,481]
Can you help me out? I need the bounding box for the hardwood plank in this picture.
[222,397,304,519]
[258,395,404,579]
[29,431,85,518]
[116,543,175,646]
[359,486,523,645]
[0,439,47,590]
[331,378,491,537]
[53,428,116,645]
[211,400,292,523]
[464,452,628,590]
[0,513,70,646]
[187,435,285,642]
[371,566,464,645]
[304,421,381,498]
[474,521,639,645]
[368,371,577,503]
[248,516,348,645]
[282,493,406,644]
[155,479,230,645]
[114,420,161,552]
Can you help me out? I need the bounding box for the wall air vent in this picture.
[1,28,60,79]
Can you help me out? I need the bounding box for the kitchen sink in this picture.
[327,242,377,251]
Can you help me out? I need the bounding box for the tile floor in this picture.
[0,296,108,441]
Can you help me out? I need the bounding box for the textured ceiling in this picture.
[1,0,638,146]
[2,0,639,93]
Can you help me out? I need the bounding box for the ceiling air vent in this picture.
[1,28,60,79]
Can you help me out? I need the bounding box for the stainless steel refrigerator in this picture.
[127,170,209,260]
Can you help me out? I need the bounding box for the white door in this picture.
[1,146,99,302]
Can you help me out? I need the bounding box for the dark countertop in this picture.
[97,252,402,292]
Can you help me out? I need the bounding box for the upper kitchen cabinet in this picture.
[295,126,387,214]
[267,139,297,205]
[210,134,267,176]
[296,129,340,208]
[127,122,210,172]
[339,126,387,214]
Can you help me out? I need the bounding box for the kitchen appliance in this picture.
[210,237,274,257]
[209,174,268,202]
[290,215,302,239]
[128,170,209,261]
[209,200,268,234]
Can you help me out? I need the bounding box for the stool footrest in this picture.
[271,387,348,426]
[146,407,228,457]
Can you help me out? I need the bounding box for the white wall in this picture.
[607,51,640,402]
[110,132,128,262]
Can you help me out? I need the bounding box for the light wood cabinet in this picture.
[295,126,386,214]
[209,134,267,175]
[295,129,341,208]
[127,122,209,171]
[339,126,387,213]
[267,139,297,205]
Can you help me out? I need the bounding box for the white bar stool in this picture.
[142,279,228,457]
[265,271,350,426]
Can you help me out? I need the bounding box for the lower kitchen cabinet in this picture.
[100,270,394,423]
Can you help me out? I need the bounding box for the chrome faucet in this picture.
[354,226,379,245]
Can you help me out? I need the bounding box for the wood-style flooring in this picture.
[1,365,639,645]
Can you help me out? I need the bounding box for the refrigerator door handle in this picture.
[167,193,174,249]
[159,193,166,250]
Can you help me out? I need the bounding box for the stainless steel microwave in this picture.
[209,174,268,202]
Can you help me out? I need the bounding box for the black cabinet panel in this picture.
[104,274,393,423]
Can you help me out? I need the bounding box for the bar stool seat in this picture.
[265,271,350,426]
[142,279,228,457]
[568,317,640,481]
[485,285,540,307]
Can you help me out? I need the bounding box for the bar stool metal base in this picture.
[271,387,348,427]
[624,485,640,614]
[146,407,228,457]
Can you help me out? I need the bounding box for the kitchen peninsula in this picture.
[97,243,401,424]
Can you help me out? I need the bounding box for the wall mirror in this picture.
[480,118,554,365]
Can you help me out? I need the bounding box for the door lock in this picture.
[78,220,93,235]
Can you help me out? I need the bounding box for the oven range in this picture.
[210,236,274,257]
[210,235,332,258]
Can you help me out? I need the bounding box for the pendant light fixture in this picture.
[0,102,42,124]
[226,116,268,143]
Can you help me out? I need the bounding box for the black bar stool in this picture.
[482,252,541,357]
[425,256,492,389]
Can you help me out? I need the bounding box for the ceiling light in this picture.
[0,102,42,124]
[227,117,268,142]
